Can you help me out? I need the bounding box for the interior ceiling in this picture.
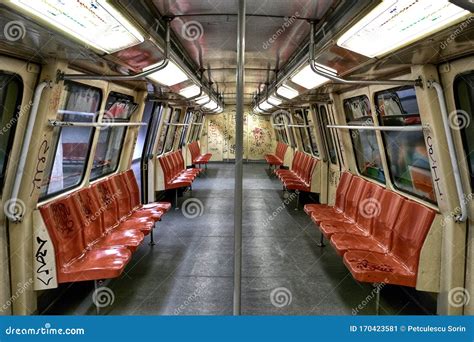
[151,0,335,105]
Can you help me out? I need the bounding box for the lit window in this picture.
[90,92,137,180]
[40,82,101,198]
[375,86,436,203]
[343,95,384,183]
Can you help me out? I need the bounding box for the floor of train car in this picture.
[43,163,436,315]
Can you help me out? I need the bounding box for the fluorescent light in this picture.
[179,85,201,98]
[259,101,273,111]
[10,0,144,54]
[145,61,188,87]
[291,65,329,89]
[267,96,282,106]
[196,95,210,105]
[203,100,217,110]
[337,0,470,58]
[277,85,299,99]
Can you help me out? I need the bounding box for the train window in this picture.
[375,86,436,203]
[319,105,337,164]
[454,71,474,187]
[305,109,319,157]
[294,109,311,153]
[156,106,172,154]
[188,111,200,142]
[164,108,182,152]
[272,111,289,144]
[343,95,384,183]
[90,92,137,180]
[40,82,101,198]
[0,73,23,190]
[179,111,193,147]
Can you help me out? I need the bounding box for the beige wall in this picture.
[200,109,275,161]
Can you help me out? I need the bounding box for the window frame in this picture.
[319,105,338,165]
[89,91,137,181]
[453,71,474,188]
[156,105,173,155]
[0,72,23,190]
[40,81,103,200]
[343,94,385,183]
[164,108,182,153]
[374,85,436,203]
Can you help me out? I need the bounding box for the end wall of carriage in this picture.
[200,110,276,161]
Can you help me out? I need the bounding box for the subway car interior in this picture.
[0,0,473,317]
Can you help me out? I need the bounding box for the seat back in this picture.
[276,142,287,160]
[370,189,405,246]
[92,180,120,230]
[343,176,366,220]
[334,172,353,211]
[39,197,86,269]
[291,152,302,172]
[71,188,105,246]
[355,181,384,229]
[122,170,141,209]
[159,154,173,184]
[109,175,133,219]
[390,200,436,272]
[189,142,200,161]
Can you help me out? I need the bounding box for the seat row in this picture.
[264,142,288,168]
[39,170,171,284]
[275,151,317,192]
[188,141,212,167]
[158,150,201,190]
[304,172,436,288]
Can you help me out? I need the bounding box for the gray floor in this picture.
[44,163,436,315]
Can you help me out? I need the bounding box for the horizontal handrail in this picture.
[327,124,423,131]
[48,120,146,127]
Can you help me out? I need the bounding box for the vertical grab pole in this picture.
[233,0,246,316]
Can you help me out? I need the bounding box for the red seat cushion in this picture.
[343,250,416,287]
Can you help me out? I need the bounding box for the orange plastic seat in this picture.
[330,189,405,256]
[343,200,436,287]
[39,198,131,283]
[121,170,172,214]
[303,172,353,216]
[265,142,288,166]
[72,188,145,252]
[189,141,212,165]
